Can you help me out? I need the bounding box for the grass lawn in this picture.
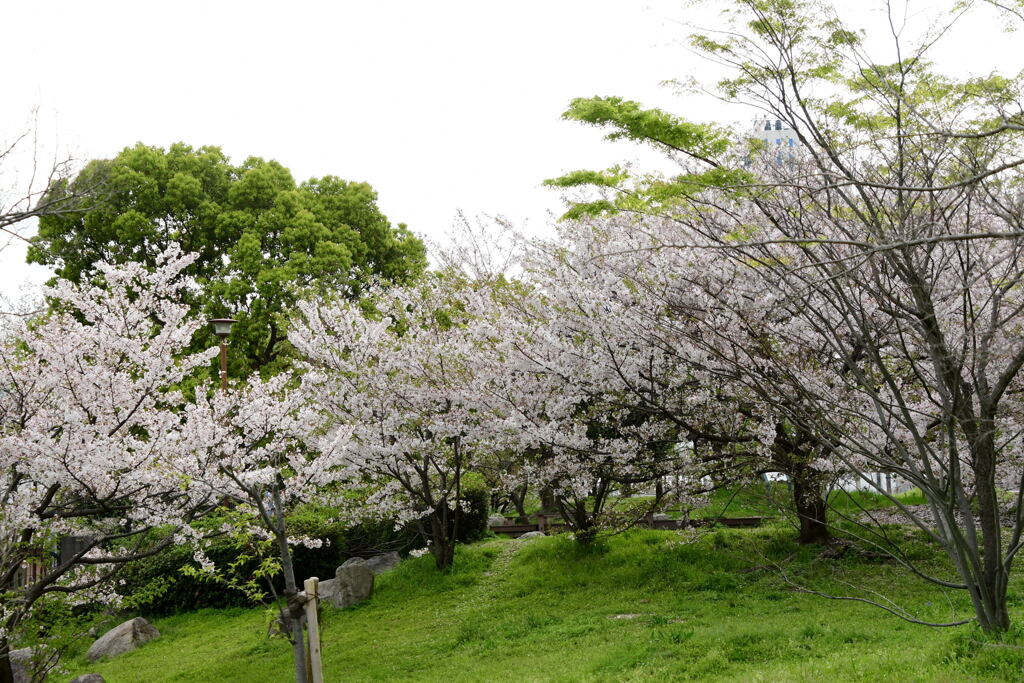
[57,516,1024,682]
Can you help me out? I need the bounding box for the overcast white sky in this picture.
[0,0,1018,300]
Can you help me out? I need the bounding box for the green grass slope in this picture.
[60,522,1024,682]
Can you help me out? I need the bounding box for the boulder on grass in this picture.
[364,551,400,575]
[328,563,374,608]
[517,531,545,540]
[317,577,339,603]
[87,617,160,662]
[70,675,106,683]
[9,647,32,683]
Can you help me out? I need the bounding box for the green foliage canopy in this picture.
[545,97,754,219]
[29,142,427,377]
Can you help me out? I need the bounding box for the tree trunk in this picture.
[574,518,598,544]
[0,637,13,683]
[434,541,455,570]
[970,435,1010,632]
[540,484,556,513]
[270,484,307,683]
[559,497,597,544]
[428,513,456,570]
[791,466,830,545]
[772,428,831,546]
[431,535,455,570]
[510,484,529,521]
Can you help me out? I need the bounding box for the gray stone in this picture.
[87,617,160,662]
[316,577,339,603]
[9,647,32,683]
[517,530,545,539]
[653,513,671,521]
[341,556,367,568]
[70,676,106,683]
[488,514,508,527]
[364,551,400,575]
[328,563,374,608]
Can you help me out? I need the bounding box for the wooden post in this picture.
[304,577,324,683]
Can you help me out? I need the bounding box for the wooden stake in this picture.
[304,577,324,683]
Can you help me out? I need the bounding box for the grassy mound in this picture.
[59,520,1024,681]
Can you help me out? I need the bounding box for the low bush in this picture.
[455,473,491,543]
[117,504,424,614]
[115,534,262,615]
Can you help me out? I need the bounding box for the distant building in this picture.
[835,471,914,495]
[765,470,914,496]
[749,117,800,164]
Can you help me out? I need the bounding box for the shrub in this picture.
[286,502,347,584]
[115,534,263,615]
[116,504,427,614]
[117,506,345,615]
[455,473,491,544]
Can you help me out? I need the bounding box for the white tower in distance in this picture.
[750,117,799,163]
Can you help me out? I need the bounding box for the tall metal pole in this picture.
[209,318,235,392]
[219,337,228,392]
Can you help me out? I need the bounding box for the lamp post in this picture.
[208,318,237,392]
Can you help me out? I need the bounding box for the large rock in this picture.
[87,617,160,661]
[316,577,339,603]
[364,551,400,575]
[9,647,33,683]
[70,676,106,683]
[328,563,374,608]
[517,530,545,540]
[315,554,392,606]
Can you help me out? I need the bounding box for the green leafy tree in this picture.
[28,142,427,377]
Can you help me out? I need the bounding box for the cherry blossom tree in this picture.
[472,272,703,541]
[0,248,218,682]
[434,219,713,541]
[0,246,349,683]
[548,0,1024,632]
[700,170,1024,633]
[176,374,349,683]
[291,276,507,569]
[515,215,836,544]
